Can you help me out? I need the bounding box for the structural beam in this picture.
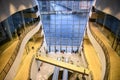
[35,54,89,75]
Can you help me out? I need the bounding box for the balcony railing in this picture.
[0,20,39,80]
[89,22,110,80]
[28,37,44,80]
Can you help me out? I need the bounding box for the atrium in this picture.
[0,0,120,80]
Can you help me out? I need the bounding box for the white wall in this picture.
[5,21,42,80]
[87,22,106,80]
[0,0,38,22]
[95,0,120,20]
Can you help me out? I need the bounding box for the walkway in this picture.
[0,39,19,74]
[35,54,89,75]
[83,35,102,80]
[90,22,120,80]
[36,52,88,80]
[14,38,43,80]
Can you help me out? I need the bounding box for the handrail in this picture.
[81,39,94,80]
[0,20,39,80]
[27,55,34,80]
[89,22,110,80]
[28,36,44,80]
[35,55,90,75]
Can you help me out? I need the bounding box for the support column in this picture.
[102,14,107,31]
[112,36,116,48]
[31,8,35,24]
[52,58,61,80]
[62,69,68,80]
[62,58,68,80]
[3,19,12,40]
[52,67,60,80]
[21,11,26,30]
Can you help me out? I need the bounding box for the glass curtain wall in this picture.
[38,0,93,53]
[96,9,120,55]
[0,6,39,45]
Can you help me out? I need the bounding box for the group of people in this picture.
[54,49,79,54]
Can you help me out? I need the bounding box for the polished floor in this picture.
[90,22,120,80]
[0,40,19,73]
[84,35,102,80]
[0,22,120,80]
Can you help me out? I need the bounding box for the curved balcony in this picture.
[0,0,38,22]
[0,19,41,80]
[87,22,109,80]
[14,31,44,80]
[88,22,120,80]
[5,21,42,80]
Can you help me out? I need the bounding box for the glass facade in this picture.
[0,6,40,45]
[38,0,93,53]
[96,9,120,55]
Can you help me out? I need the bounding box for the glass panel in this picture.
[39,0,93,53]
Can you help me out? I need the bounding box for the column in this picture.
[21,11,26,30]
[62,58,68,80]
[52,58,61,80]
[52,67,60,80]
[102,14,107,31]
[62,69,68,80]
[30,8,35,24]
[2,19,12,40]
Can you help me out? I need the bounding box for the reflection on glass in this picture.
[39,0,93,52]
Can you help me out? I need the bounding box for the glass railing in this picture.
[28,36,44,80]
[27,55,34,80]
[89,22,110,80]
[95,8,120,55]
[78,49,94,80]
[23,6,38,13]
[0,18,40,80]
[0,11,40,46]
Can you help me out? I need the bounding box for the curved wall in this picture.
[95,10,120,36]
[0,0,38,22]
[95,0,120,20]
[86,22,106,80]
[5,21,42,80]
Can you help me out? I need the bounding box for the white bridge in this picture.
[40,10,89,15]
[40,11,73,15]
